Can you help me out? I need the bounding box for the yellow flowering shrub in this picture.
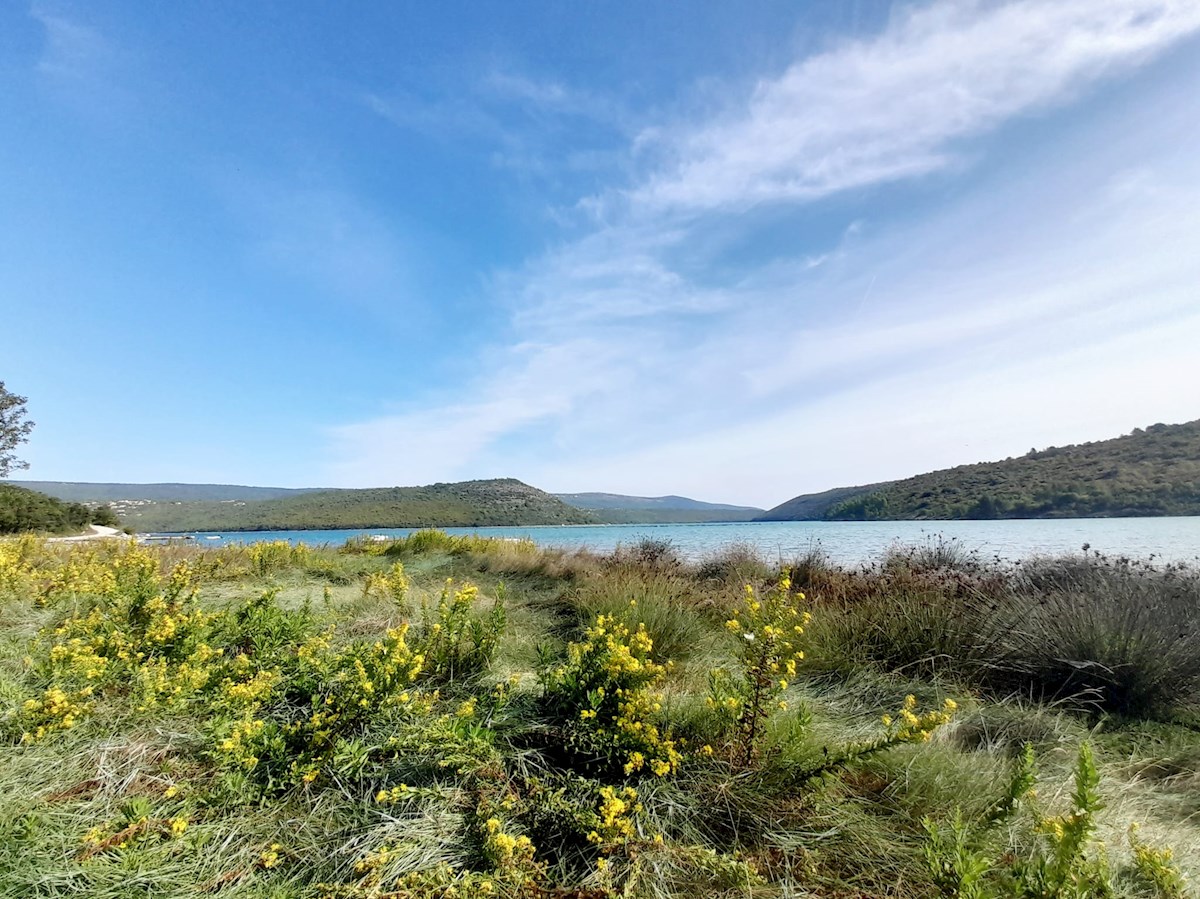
[11,557,227,741]
[786,694,958,785]
[708,575,810,764]
[482,815,537,875]
[37,546,124,605]
[361,561,410,603]
[1018,742,1110,895]
[248,540,304,576]
[0,534,50,601]
[586,785,642,846]
[357,561,410,602]
[882,693,957,743]
[541,613,681,778]
[213,621,432,788]
[417,579,505,685]
[12,685,95,743]
[1129,823,1188,898]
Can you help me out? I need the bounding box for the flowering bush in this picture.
[708,575,810,764]
[214,621,431,789]
[361,561,410,603]
[541,612,681,778]
[8,556,223,741]
[417,579,505,685]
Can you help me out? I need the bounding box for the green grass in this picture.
[1,535,1198,897]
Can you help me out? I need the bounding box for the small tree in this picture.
[0,381,35,478]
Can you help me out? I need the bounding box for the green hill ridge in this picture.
[110,479,596,532]
[556,492,763,523]
[16,482,765,529]
[762,419,1200,521]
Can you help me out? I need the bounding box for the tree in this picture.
[0,381,34,479]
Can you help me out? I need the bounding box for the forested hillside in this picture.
[115,479,596,532]
[763,419,1200,520]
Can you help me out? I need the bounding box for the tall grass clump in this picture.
[570,566,713,666]
[693,541,772,585]
[795,547,1000,679]
[981,554,1200,717]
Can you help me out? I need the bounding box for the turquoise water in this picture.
[165,517,1200,565]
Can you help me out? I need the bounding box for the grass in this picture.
[0,534,1198,897]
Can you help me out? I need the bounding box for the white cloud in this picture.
[30,5,111,84]
[326,1,1200,504]
[631,0,1200,214]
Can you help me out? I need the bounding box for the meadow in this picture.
[1,532,1198,898]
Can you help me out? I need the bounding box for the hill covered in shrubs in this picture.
[111,478,597,532]
[763,419,1200,520]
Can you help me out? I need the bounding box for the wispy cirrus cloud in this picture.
[28,3,147,119]
[30,4,111,84]
[327,0,1200,504]
[362,63,634,185]
[629,0,1200,215]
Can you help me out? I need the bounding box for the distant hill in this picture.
[556,492,763,523]
[761,419,1200,521]
[109,479,596,532]
[12,481,326,502]
[757,484,882,521]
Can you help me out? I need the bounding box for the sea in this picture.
[164,517,1200,567]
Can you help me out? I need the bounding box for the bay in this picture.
[165,517,1200,566]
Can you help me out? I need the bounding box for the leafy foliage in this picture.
[0,484,121,535]
[0,380,34,479]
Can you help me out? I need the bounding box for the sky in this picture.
[2,0,1199,509]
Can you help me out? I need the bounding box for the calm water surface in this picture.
[168,518,1200,566]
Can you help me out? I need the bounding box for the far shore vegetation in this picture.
[764,418,1200,521]
[1,531,1198,897]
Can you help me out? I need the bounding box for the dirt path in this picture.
[45,524,127,543]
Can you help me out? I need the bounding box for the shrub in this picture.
[613,538,682,570]
[572,567,711,664]
[248,540,309,576]
[708,575,810,765]
[694,542,771,584]
[416,579,505,685]
[983,555,1200,716]
[540,612,681,778]
[361,561,411,604]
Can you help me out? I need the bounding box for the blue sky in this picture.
[3,0,1199,508]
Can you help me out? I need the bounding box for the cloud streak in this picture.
[631,0,1200,214]
[327,0,1200,505]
